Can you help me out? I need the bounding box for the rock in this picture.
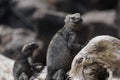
[13,0,47,9]
[32,66,47,80]
[45,0,117,14]
[0,54,14,80]
[82,10,115,25]
[0,25,43,59]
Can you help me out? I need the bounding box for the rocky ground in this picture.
[0,54,47,80]
[0,54,14,80]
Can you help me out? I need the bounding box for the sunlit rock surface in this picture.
[0,54,14,80]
